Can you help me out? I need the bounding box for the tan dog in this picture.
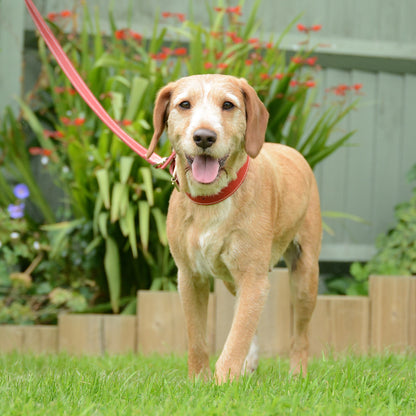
[146,74,321,383]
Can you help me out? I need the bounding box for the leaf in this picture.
[98,212,109,238]
[121,298,137,315]
[126,205,138,258]
[138,200,150,252]
[111,91,123,121]
[151,207,168,246]
[42,219,84,258]
[119,156,134,184]
[139,167,154,206]
[124,77,149,121]
[104,237,121,313]
[110,182,128,223]
[95,169,111,209]
[322,211,368,224]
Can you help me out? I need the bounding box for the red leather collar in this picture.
[185,155,250,205]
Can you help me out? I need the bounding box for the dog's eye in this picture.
[222,101,235,110]
[179,101,191,109]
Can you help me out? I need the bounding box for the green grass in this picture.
[0,352,415,415]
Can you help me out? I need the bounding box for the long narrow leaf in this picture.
[151,207,168,246]
[126,205,138,258]
[124,77,149,121]
[95,169,111,209]
[138,200,150,252]
[139,167,154,206]
[104,236,121,313]
[119,156,134,184]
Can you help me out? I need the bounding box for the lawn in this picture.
[0,352,415,415]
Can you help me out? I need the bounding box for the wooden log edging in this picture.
[0,270,415,355]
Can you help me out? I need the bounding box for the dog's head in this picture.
[147,74,269,196]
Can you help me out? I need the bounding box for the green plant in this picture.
[0,200,97,324]
[326,164,416,296]
[1,0,361,313]
[0,353,415,415]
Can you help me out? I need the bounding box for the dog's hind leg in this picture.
[284,186,321,376]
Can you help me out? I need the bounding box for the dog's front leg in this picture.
[178,270,211,380]
[215,276,270,384]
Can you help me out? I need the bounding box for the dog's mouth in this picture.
[186,154,228,184]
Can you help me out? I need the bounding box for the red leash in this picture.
[24,0,174,170]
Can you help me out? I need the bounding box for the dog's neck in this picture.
[181,155,250,205]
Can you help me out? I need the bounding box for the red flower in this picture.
[306,56,318,66]
[115,29,142,42]
[305,80,316,88]
[227,32,243,43]
[204,62,214,69]
[260,73,270,80]
[275,73,284,80]
[60,10,72,18]
[151,52,169,60]
[265,42,273,49]
[173,47,187,56]
[74,117,85,126]
[217,63,228,69]
[248,38,259,44]
[60,117,71,125]
[297,23,322,33]
[290,80,298,87]
[115,29,126,40]
[121,119,133,126]
[29,147,52,157]
[291,56,303,64]
[215,6,242,15]
[47,12,58,21]
[245,59,253,66]
[130,31,143,41]
[333,84,349,96]
[44,130,64,139]
[353,83,363,91]
[226,6,242,15]
[162,12,186,22]
[311,24,322,32]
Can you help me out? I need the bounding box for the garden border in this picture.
[0,270,415,356]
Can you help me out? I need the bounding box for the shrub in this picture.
[0,0,360,313]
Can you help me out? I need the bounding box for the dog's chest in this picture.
[184,202,234,281]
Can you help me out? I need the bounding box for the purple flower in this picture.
[13,184,30,200]
[7,203,25,219]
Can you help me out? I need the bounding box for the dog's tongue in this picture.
[192,155,220,184]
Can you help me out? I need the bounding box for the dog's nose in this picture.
[193,129,217,149]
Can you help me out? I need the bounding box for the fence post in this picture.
[309,296,370,356]
[59,314,136,355]
[370,276,414,352]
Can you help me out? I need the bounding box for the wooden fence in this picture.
[0,269,415,356]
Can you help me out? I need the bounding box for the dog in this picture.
[146,74,321,383]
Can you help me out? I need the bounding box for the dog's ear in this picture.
[239,78,269,158]
[146,82,176,159]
